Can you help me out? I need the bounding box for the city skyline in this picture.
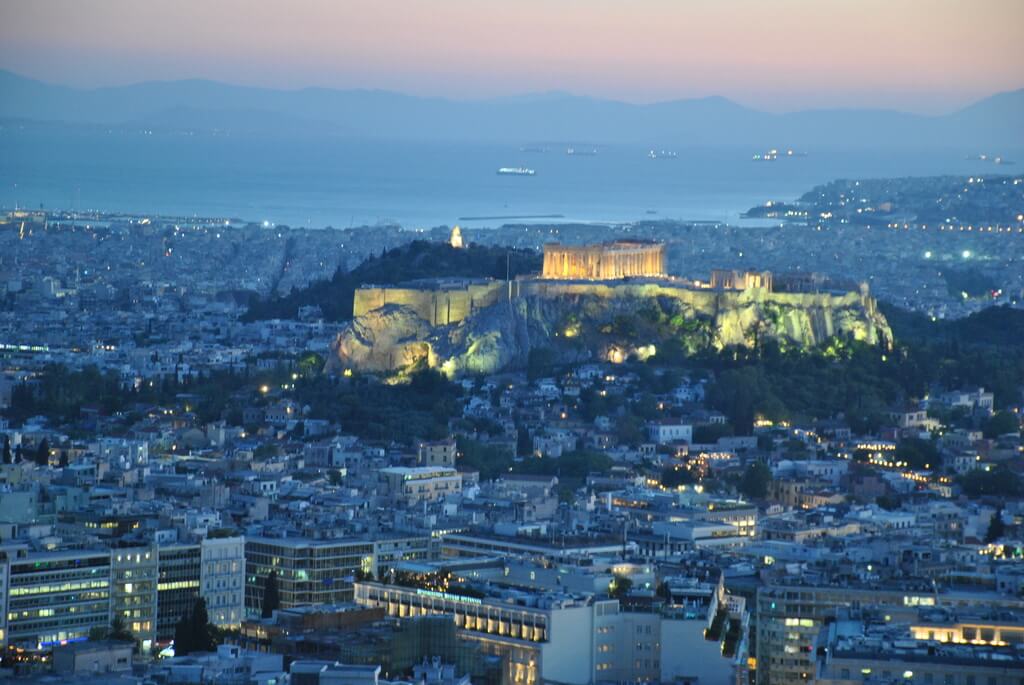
[1,0,1023,114]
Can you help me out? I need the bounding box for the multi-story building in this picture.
[814,609,1024,685]
[111,545,159,651]
[756,583,1024,685]
[379,466,462,505]
[354,579,742,685]
[418,438,457,467]
[156,542,201,643]
[245,536,376,615]
[4,549,112,649]
[200,536,245,629]
[0,554,7,647]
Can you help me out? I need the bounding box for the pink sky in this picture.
[1,0,1022,113]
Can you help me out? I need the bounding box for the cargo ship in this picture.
[496,167,536,176]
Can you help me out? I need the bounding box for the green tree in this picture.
[261,570,281,619]
[739,460,772,499]
[660,465,694,489]
[516,428,532,457]
[107,615,135,642]
[895,438,939,470]
[189,597,218,652]
[985,508,1006,543]
[960,467,1022,498]
[527,348,555,382]
[173,612,191,655]
[34,439,49,467]
[609,574,633,599]
[615,415,646,447]
[984,412,1020,439]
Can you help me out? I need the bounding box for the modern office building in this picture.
[156,542,202,642]
[245,537,376,614]
[4,549,112,649]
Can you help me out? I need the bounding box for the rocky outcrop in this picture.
[327,282,892,377]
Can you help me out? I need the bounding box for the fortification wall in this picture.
[518,279,883,348]
[353,281,505,327]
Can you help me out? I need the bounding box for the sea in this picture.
[0,126,1016,229]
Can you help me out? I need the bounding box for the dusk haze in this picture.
[0,2,1023,685]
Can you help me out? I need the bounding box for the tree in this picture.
[90,616,135,648]
[527,348,555,382]
[739,461,772,499]
[985,508,1006,543]
[261,570,281,619]
[173,613,191,655]
[660,465,694,489]
[34,439,49,467]
[516,428,532,457]
[615,415,646,447]
[189,597,218,653]
[175,596,218,655]
[609,574,633,599]
[984,412,1021,439]
[2,436,11,465]
[895,438,939,470]
[108,615,135,642]
[960,467,1022,498]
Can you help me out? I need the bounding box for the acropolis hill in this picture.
[327,240,891,377]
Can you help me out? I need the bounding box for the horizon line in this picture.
[3,67,1021,119]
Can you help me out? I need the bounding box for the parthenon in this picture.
[541,240,666,280]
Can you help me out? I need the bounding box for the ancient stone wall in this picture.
[353,280,505,327]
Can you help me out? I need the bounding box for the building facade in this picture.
[200,536,245,629]
[4,549,112,649]
[156,543,201,642]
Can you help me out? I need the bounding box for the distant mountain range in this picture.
[1,70,1022,147]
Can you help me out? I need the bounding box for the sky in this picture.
[1,0,1022,113]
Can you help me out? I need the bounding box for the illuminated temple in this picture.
[541,240,666,280]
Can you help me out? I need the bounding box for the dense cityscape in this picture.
[2,2,1024,685]
[0,169,1023,685]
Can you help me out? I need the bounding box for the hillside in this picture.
[242,241,543,322]
[881,303,1024,348]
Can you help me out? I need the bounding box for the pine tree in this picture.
[189,597,217,652]
[261,570,280,619]
[34,439,50,467]
[516,428,532,457]
[985,508,1006,543]
[173,612,192,655]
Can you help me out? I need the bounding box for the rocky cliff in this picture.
[326,281,892,377]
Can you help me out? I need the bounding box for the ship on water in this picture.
[496,167,536,176]
[752,148,807,161]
